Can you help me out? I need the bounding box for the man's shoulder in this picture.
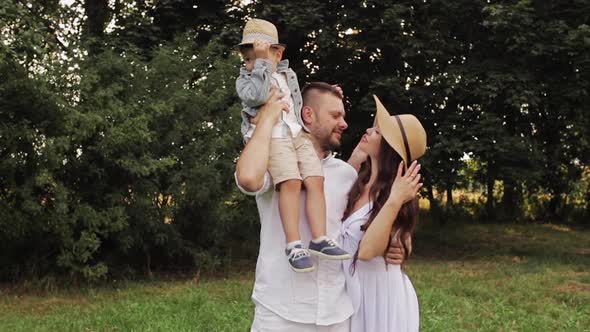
[325,157,358,177]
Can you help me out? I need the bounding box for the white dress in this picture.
[339,202,419,332]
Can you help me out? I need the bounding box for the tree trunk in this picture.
[502,179,517,219]
[486,168,495,220]
[145,248,152,278]
[84,0,109,37]
[425,182,444,225]
[548,193,562,222]
[83,0,110,55]
[446,185,453,207]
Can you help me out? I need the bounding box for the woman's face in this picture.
[358,126,383,158]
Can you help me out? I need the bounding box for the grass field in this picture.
[1,222,589,331]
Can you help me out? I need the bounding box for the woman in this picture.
[340,95,426,331]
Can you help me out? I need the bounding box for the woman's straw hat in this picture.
[373,95,427,168]
[237,18,286,49]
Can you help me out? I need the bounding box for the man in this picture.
[236,82,407,331]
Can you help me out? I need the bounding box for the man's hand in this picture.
[253,40,271,60]
[250,87,287,125]
[236,90,287,193]
[385,235,410,265]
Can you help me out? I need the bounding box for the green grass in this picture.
[411,222,590,331]
[0,276,253,332]
[1,223,589,331]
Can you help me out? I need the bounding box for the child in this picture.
[235,18,350,272]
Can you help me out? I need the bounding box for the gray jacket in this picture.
[236,58,306,137]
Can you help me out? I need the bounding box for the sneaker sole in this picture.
[309,250,351,260]
[291,266,315,273]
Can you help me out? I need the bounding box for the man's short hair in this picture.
[302,82,343,105]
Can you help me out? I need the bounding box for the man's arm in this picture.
[235,90,288,192]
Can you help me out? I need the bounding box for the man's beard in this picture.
[321,130,342,151]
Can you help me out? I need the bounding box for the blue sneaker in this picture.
[285,245,315,273]
[309,238,351,260]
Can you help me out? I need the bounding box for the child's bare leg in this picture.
[304,176,351,260]
[302,176,326,239]
[278,179,302,243]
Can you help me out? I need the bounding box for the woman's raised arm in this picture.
[358,161,422,260]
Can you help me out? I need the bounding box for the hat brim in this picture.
[373,95,409,169]
[234,42,286,50]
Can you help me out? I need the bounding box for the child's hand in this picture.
[332,84,344,99]
[253,40,271,60]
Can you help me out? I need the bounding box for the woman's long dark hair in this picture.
[342,138,419,271]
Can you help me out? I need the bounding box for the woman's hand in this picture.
[250,87,287,125]
[388,160,422,205]
[358,160,420,261]
[347,140,368,172]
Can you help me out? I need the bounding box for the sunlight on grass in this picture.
[1,223,588,331]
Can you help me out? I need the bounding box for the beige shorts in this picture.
[268,132,323,185]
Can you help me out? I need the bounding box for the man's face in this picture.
[307,93,348,152]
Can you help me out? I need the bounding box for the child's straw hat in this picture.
[237,18,286,49]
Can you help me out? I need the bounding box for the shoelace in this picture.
[325,238,338,247]
[289,248,310,261]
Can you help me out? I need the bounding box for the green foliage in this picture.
[0,56,122,280]
[257,0,589,222]
[0,1,255,281]
[1,0,588,280]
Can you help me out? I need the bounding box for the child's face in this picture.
[240,46,283,71]
[240,48,256,71]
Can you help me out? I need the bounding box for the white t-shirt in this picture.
[235,154,357,325]
[244,71,303,139]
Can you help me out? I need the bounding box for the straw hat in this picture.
[373,95,427,168]
[237,18,286,49]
